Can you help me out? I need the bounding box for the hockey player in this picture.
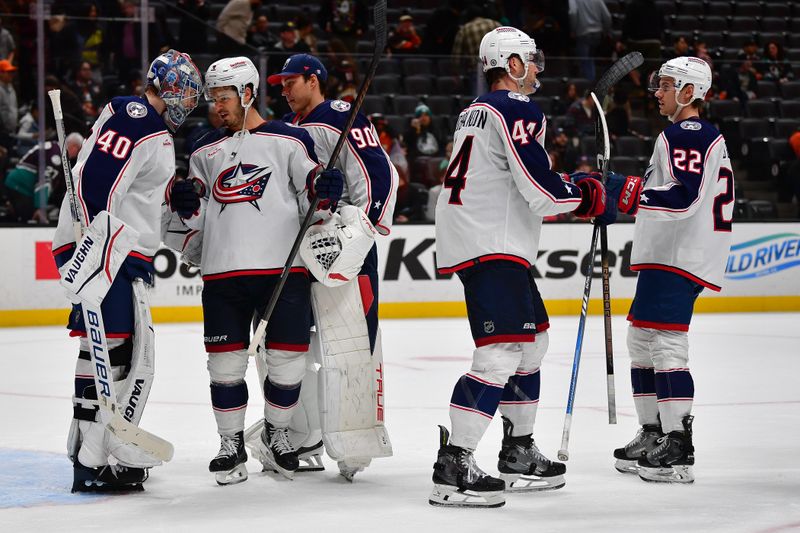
[430,27,623,507]
[167,56,343,485]
[266,53,397,479]
[52,49,203,492]
[611,57,733,484]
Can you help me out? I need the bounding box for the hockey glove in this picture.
[606,171,643,215]
[310,167,344,212]
[567,171,603,184]
[168,179,201,219]
[572,177,618,225]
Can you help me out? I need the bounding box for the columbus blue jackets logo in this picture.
[212,162,272,210]
[126,102,148,118]
[680,120,702,131]
[330,100,351,112]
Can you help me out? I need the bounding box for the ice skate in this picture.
[72,461,148,493]
[497,417,565,492]
[613,423,663,474]
[208,431,248,486]
[297,440,325,472]
[638,416,695,484]
[250,421,299,479]
[429,425,505,508]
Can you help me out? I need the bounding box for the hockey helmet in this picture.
[649,56,712,101]
[204,57,260,108]
[479,26,544,74]
[146,49,203,132]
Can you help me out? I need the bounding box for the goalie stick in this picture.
[48,89,174,462]
[558,52,643,461]
[249,0,388,355]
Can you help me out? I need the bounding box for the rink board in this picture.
[2,222,799,326]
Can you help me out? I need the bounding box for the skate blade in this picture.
[214,463,248,486]
[500,473,565,492]
[614,459,640,474]
[638,464,694,484]
[429,484,505,508]
[297,454,325,472]
[248,436,296,480]
[72,480,144,493]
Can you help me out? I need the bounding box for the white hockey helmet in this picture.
[479,26,544,74]
[649,56,712,101]
[204,56,260,108]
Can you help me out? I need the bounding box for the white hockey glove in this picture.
[300,205,376,287]
[58,211,140,306]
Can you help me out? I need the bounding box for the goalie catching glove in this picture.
[300,205,377,287]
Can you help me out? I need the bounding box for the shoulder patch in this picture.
[508,92,530,103]
[126,101,148,119]
[680,120,701,131]
[330,100,351,112]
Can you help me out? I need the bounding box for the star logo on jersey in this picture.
[126,102,148,119]
[640,192,649,203]
[373,200,382,210]
[212,162,272,210]
[564,182,573,194]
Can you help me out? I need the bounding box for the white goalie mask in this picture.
[204,56,259,109]
[479,26,545,74]
[649,56,712,101]
[300,205,377,287]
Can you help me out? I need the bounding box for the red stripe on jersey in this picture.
[202,267,307,281]
[630,263,721,291]
[475,334,536,347]
[437,253,531,274]
[627,315,690,332]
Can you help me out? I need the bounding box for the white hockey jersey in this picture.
[435,90,582,272]
[284,99,398,235]
[632,118,734,291]
[183,121,321,278]
[53,96,175,264]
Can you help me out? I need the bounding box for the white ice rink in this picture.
[1,313,799,532]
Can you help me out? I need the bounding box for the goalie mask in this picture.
[146,49,203,133]
[300,205,377,287]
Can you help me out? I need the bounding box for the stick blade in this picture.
[595,52,644,102]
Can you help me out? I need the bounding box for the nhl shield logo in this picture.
[126,101,148,119]
[483,321,495,334]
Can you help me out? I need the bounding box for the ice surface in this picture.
[1,313,798,532]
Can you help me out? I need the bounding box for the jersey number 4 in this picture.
[443,135,474,204]
[96,130,133,160]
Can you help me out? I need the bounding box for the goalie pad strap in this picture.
[77,341,133,367]
[73,404,99,421]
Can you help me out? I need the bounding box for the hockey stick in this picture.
[557,52,643,460]
[49,90,174,462]
[248,0,388,355]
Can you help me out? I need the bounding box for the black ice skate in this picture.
[208,431,248,486]
[429,425,506,508]
[638,416,695,484]
[497,416,566,492]
[250,421,299,479]
[72,461,148,493]
[613,423,664,474]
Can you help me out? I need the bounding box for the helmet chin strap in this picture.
[230,93,256,159]
[668,87,692,123]
[507,62,538,95]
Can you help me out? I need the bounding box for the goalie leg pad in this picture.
[312,281,392,465]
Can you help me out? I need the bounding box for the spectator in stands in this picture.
[295,12,318,55]
[388,14,422,56]
[0,59,17,152]
[719,39,761,104]
[4,133,84,224]
[0,17,15,63]
[553,82,579,116]
[693,39,714,71]
[318,0,369,54]
[15,101,39,157]
[216,0,261,55]
[607,88,631,140]
[420,1,463,57]
[526,0,570,58]
[70,61,104,121]
[248,14,277,51]
[759,41,794,84]
[568,0,612,81]
[665,36,690,61]
[267,22,311,117]
[325,38,358,102]
[76,3,106,70]
[787,128,800,217]
[177,0,211,55]
[46,11,82,80]
[370,112,409,216]
[619,0,664,87]
[404,103,444,161]
[110,0,166,79]
[452,5,501,73]
[566,90,595,137]
[547,127,579,173]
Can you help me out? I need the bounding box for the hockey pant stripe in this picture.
[498,369,541,436]
[631,367,656,395]
[654,369,694,402]
[449,373,505,449]
[264,378,301,426]
[211,381,248,435]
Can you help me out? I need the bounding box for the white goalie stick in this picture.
[248,0,388,355]
[48,89,174,462]
[558,52,644,461]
